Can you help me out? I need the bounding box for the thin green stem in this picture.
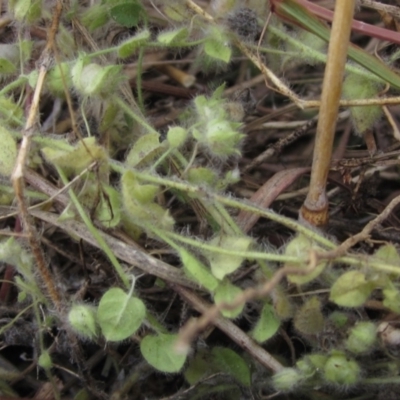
[57,167,130,288]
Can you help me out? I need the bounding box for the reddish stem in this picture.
[271,0,400,46]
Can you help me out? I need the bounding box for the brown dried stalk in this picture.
[11,1,64,311]
[300,0,356,227]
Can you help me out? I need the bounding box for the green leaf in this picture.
[121,170,175,232]
[251,303,280,343]
[374,243,400,265]
[0,126,17,177]
[38,351,52,369]
[0,96,23,125]
[95,184,121,228]
[342,74,382,134]
[208,235,252,280]
[109,2,145,28]
[284,234,327,285]
[184,348,214,384]
[157,27,189,45]
[80,4,109,31]
[179,248,218,292]
[329,270,374,308]
[0,59,16,74]
[214,281,244,318]
[41,137,106,175]
[167,126,188,148]
[294,296,324,335]
[140,333,187,373]
[184,347,250,386]
[212,347,251,387]
[204,37,231,63]
[118,29,151,58]
[382,281,400,313]
[97,287,146,341]
[125,133,163,168]
[68,304,98,340]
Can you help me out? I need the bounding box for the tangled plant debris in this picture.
[1,0,400,399]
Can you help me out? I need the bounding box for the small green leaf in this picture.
[140,333,187,373]
[0,59,16,74]
[42,137,106,175]
[251,303,280,343]
[179,248,218,292]
[323,351,360,385]
[109,2,145,28]
[373,243,400,265]
[167,126,188,148]
[329,270,374,308]
[0,126,17,177]
[121,170,175,232]
[294,296,324,335]
[97,287,146,341]
[343,74,383,134]
[382,281,400,313]
[95,184,121,228]
[0,96,23,125]
[204,37,231,63]
[68,304,98,340]
[118,29,151,58]
[80,4,109,31]
[214,281,244,318]
[157,27,189,45]
[345,321,377,354]
[125,133,163,168]
[208,235,252,280]
[212,347,251,387]
[285,234,327,285]
[38,351,52,369]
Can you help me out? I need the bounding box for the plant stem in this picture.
[300,0,356,226]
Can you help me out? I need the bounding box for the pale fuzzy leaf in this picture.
[330,271,374,308]
[125,133,163,168]
[214,281,244,318]
[208,235,252,280]
[285,234,326,285]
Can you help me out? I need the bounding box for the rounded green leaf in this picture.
[38,350,52,369]
[345,321,376,354]
[0,126,17,177]
[208,235,252,280]
[214,281,243,319]
[109,3,145,28]
[125,133,162,168]
[140,333,187,373]
[97,287,146,341]
[324,352,360,385]
[251,303,280,343]
[69,304,98,340]
[329,270,374,308]
[285,234,326,285]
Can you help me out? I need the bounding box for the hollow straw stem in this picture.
[300,0,356,227]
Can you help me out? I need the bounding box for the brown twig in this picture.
[175,256,318,366]
[11,1,64,311]
[320,193,400,260]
